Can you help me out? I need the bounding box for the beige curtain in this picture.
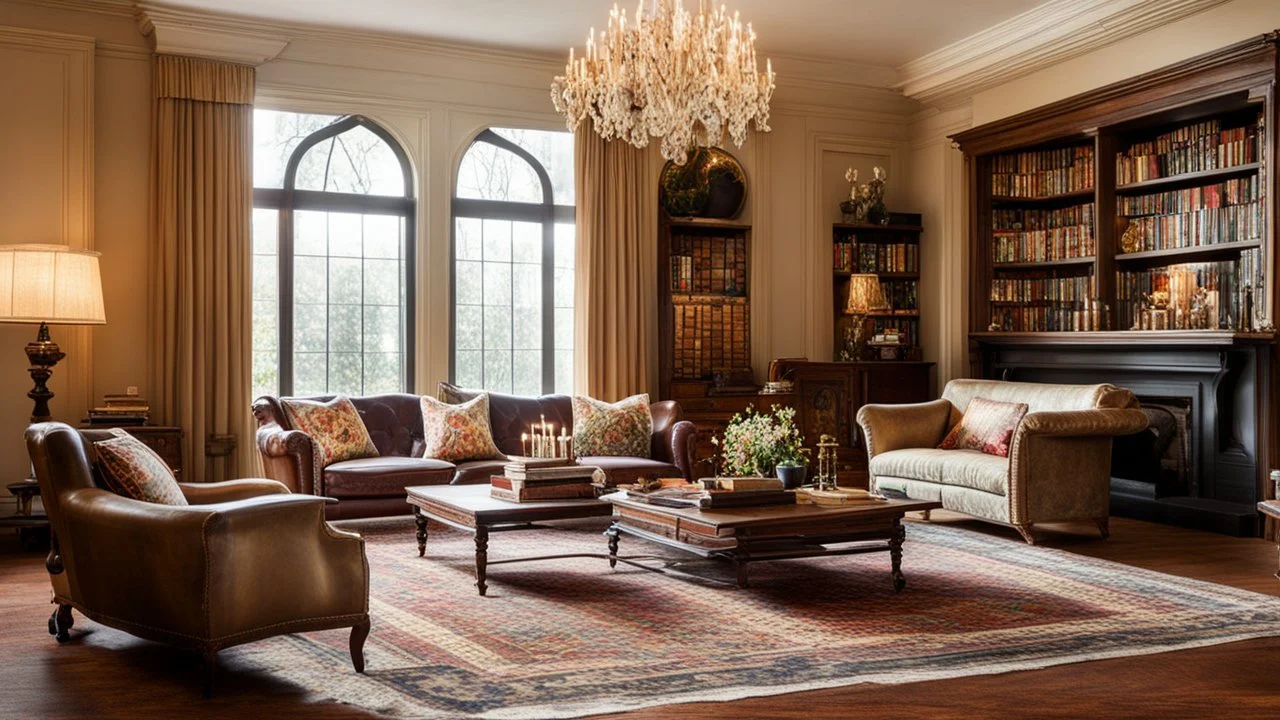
[573,129,661,401]
[149,55,256,483]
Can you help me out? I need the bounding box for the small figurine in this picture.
[840,167,889,224]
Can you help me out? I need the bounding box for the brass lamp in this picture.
[842,273,886,361]
[0,245,106,423]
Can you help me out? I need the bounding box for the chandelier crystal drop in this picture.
[550,0,776,165]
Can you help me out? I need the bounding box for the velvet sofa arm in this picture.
[1016,409,1150,439]
[179,478,290,504]
[856,399,954,459]
[255,423,322,495]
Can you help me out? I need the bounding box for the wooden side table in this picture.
[1,480,49,550]
[1260,501,1280,580]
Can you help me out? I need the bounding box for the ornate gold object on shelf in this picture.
[813,434,840,491]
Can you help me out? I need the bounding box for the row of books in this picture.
[870,318,918,347]
[992,226,1096,264]
[990,303,1107,333]
[833,242,919,273]
[879,280,918,312]
[1116,116,1261,184]
[668,234,748,295]
[990,274,1096,304]
[1115,260,1246,331]
[993,203,1095,232]
[1119,201,1262,253]
[990,145,1095,198]
[1118,176,1261,217]
[672,297,750,380]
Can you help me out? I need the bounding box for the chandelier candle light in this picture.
[551,0,776,164]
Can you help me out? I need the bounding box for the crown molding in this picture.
[897,0,1232,108]
[138,6,288,63]
[4,0,136,18]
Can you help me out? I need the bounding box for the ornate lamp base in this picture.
[25,321,64,424]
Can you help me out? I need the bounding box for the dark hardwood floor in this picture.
[2,512,1278,719]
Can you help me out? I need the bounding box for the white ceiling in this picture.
[156,0,1048,68]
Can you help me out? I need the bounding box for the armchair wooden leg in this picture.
[1094,517,1110,540]
[202,651,217,698]
[48,604,73,643]
[350,618,371,674]
[1014,524,1037,545]
[921,509,932,522]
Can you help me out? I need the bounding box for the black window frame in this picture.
[254,114,417,396]
[450,128,574,395]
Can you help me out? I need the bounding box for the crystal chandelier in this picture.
[550,0,776,164]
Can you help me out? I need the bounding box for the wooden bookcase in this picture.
[953,32,1279,537]
[832,222,923,359]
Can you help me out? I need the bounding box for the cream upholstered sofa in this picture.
[856,379,1148,544]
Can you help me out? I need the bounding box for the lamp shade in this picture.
[844,273,886,315]
[0,244,106,325]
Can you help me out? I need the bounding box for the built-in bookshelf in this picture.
[832,222,923,359]
[960,84,1272,338]
[952,33,1278,538]
[658,217,753,399]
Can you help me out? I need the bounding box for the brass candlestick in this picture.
[814,434,839,491]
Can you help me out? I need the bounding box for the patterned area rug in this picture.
[229,517,1280,719]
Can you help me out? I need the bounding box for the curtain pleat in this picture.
[150,54,256,482]
[573,129,659,400]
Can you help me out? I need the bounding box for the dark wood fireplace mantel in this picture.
[971,332,1274,536]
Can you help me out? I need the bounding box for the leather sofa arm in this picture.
[856,399,954,459]
[669,420,696,482]
[179,479,290,504]
[1016,409,1149,438]
[255,423,322,495]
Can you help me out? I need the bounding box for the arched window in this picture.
[452,128,575,395]
[252,111,415,398]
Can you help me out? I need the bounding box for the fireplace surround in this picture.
[972,332,1273,536]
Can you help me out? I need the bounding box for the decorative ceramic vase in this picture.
[775,464,808,489]
[660,147,747,219]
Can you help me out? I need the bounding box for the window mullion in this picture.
[542,208,555,394]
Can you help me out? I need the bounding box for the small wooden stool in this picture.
[2,480,49,550]
[1260,501,1280,581]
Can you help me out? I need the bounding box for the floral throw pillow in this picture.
[572,394,652,458]
[94,430,188,506]
[938,396,1029,458]
[420,393,505,462]
[281,396,378,467]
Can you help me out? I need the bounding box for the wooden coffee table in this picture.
[406,485,612,596]
[604,494,942,590]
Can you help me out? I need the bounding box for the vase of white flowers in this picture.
[711,405,809,486]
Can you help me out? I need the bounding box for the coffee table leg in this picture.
[413,506,428,557]
[735,542,750,589]
[889,517,906,593]
[475,526,489,596]
[606,524,620,569]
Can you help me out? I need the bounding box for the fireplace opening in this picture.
[1111,396,1192,500]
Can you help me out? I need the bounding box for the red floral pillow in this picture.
[281,396,378,467]
[939,397,1029,458]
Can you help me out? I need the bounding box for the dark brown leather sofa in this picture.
[253,386,696,520]
[25,422,370,693]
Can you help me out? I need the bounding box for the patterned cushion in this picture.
[281,396,379,467]
[94,430,188,506]
[939,396,1028,458]
[572,394,652,458]
[420,393,506,462]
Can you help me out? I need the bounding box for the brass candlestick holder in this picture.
[813,434,840,491]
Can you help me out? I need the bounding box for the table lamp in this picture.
[842,273,885,361]
[0,245,106,423]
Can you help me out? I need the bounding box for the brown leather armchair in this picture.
[25,422,371,694]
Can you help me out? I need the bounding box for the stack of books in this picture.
[84,393,150,426]
[489,458,600,503]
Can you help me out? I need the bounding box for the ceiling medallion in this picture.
[550,0,776,165]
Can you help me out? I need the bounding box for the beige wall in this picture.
[920,0,1280,384]
[0,1,150,507]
